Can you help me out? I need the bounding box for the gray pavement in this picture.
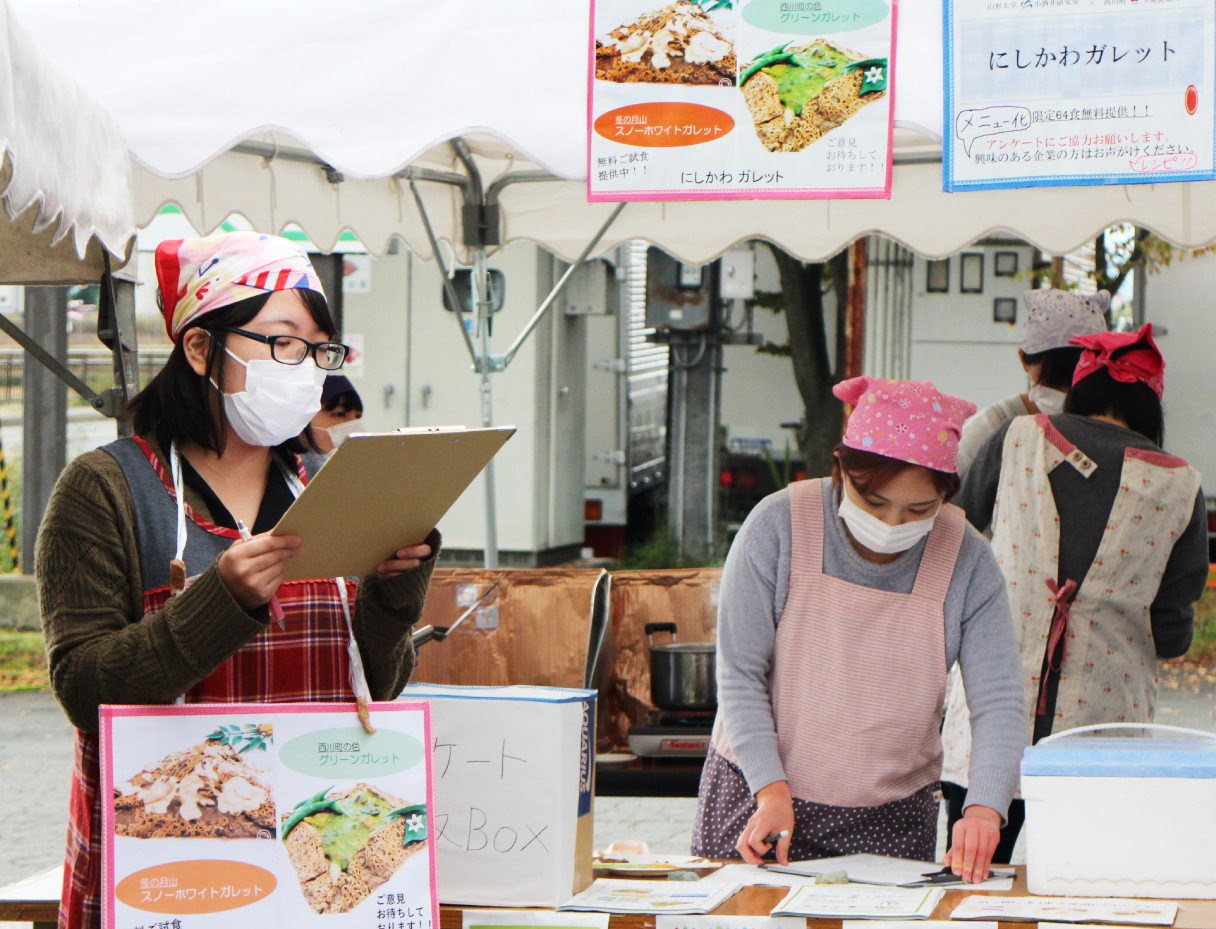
[0,691,75,888]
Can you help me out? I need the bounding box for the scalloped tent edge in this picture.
[132,137,1216,265]
[0,2,134,284]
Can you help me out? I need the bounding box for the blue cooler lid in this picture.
[1022,725,1216,778]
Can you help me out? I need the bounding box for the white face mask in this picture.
[213,348,326,447]
[1028,382,1067,415]
[325,417,364,454]
[838,492,941,555]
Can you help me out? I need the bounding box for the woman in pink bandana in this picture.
[693,377,1026,883]
[945,324,1208,859]
[36,232,439,929]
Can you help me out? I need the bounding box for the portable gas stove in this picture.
[627,710,715,758]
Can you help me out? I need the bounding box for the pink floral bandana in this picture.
[155,231,326,341]
[833,376,978,473]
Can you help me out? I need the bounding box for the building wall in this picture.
[1141,252,1216,484]
[909,243,1037,414]
[404,243,587,559]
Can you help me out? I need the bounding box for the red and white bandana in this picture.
[154,231,326,341]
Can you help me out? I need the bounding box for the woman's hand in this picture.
[375,544,433,578]
[943,804,1002,883]
[218,533,301,611]
[737,780,795,865]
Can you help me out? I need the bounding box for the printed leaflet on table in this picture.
[769,885,944,919]
[761,852,1015,887]
[948,897,1179,925]
[556,878,743,914]
[944,0,1216,190]
[100,701,438,929]
[588,0,897,201]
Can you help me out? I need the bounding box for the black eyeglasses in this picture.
[215,327,348,370]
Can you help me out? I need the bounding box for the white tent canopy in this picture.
[0,1,133,282]
[11,0,1216,263]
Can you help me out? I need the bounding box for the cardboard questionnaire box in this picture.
[402,684,597,908]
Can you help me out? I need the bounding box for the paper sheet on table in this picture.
[763,853,1015,888]
[658,918,807,929]
[715,862,1012,892]
[556,879,743,914]
[846,922,996,929]
[770,885,944,919]
[463,911,610,929]
[949,898,1179,925]
[593,854,721,872]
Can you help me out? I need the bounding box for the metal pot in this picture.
[645,622,716,711]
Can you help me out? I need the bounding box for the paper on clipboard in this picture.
[273,425,514,581]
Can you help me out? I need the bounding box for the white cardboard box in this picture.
[1021,724,1216,898]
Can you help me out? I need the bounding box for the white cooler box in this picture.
[1022,723,1216,898]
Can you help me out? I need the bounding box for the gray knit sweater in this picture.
[717,478,1026,818]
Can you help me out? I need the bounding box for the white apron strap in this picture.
[335,576,376,734]
[168,441,188,596]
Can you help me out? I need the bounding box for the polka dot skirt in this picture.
[690,745,939,860]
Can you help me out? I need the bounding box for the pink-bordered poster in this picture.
[100,701,438,929]
[588,0,897,201]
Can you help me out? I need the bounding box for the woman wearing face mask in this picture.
[943,324,1208,860]
[692,377,1026,884]
[955,289,1108,478]
[37,232,439,929]
[312,374,364,454]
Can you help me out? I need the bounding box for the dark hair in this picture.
[1065,365,1164,447]
[1021,346,1083,391]
[830,442,962,503]
[322,389,363,415]
[130,289,337,455]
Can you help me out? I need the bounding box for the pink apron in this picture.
[695,477,964,857]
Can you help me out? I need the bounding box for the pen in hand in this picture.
[763,830,790,845]
[237,519,286,629]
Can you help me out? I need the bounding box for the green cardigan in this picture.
[35,443,439,732]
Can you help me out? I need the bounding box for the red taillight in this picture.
[585,499,602,521]
[719,470,733,486]
[1207,511,1216,533]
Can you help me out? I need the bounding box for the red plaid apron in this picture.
[60,438,358,929]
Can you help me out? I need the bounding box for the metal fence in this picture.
[0,349,172,405]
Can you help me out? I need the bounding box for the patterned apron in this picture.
[694,476,964,860]
[941,414,1202,787]
[60,436,369,929]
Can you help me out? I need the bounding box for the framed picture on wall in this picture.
[960,253,984,293]
[927,259,950,293]
[994,251,1019,277]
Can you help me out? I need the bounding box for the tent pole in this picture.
[473,246,499,569]
[0,313,100,408]
[494,202,626,371]
[408,180,480,367]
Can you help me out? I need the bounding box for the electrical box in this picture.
[720,247,755,300]
[562,259,614,316]
[441,268,506,314]
[645,247,716,330]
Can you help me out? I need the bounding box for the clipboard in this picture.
[272,425,514,581]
